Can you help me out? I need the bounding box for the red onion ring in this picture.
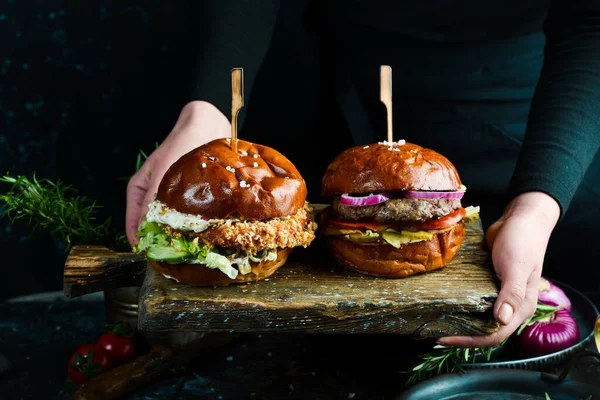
[538,277,572,311]
[340,192,392,207]
[400,191,465,200]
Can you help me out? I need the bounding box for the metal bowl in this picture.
[595,314,600,352]
[397,368,600,400]
[461,280,599,371]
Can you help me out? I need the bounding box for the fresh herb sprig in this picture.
[517,302,561,335]
[404,301,564,386]
[0,146,155,251]
[0,173,112,247]
[117,146,152,181]
[403,342,502,386]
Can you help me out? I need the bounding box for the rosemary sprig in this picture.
[403,342,501,386]
[404,301,563,386]
[0,173,112,246]
[517,303,561,335]
[0,146,155,251]
[117,148,150,181]
[117,142,158,181]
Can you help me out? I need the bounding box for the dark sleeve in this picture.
[188,1,280,120]
[506,0,600,216]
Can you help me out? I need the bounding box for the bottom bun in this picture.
[326,223,466,278]
[148,247,293,287]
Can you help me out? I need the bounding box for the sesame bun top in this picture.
[157,138,307,219]
[321,141,462,196]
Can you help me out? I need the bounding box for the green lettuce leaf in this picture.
[205,253,239,279]
[135,219,277,279]
[134,218,198,259]
[136,219,163,236]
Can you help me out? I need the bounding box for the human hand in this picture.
[125,101,230,247]
[438,191,560,348]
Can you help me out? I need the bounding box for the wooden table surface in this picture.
[2,291,598,400]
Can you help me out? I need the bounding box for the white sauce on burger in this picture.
[146,200,215,233]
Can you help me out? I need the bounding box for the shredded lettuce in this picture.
[233,256,252,275]
[205,253,239,279]
[134,218,273,278]
[136,220,163,236]
[249,249,267,262]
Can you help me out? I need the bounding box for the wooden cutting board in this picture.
[63,206,499,338]
[136,218,499,338]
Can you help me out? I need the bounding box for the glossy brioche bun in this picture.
[149,247,293,287]
[157,138,307,219]
[322,141,462,196]
[325,223,466,278]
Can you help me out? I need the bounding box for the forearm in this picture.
[507,0,600,216]
[503,192,560,231]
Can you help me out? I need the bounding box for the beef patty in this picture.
[331,197,461,222]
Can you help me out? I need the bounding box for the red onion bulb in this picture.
[538,277,572,311]
[516,309,580,357]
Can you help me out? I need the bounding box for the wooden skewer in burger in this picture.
[320,65,479,278]
[134,68,318,286]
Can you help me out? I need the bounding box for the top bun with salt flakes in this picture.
[157,138,308,220]
[321,140,462,196]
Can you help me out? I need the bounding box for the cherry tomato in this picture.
[96,322,136,364]
[67,344,112,386]
[97,333,135,363]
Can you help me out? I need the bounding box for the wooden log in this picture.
[63,245,146,298]
[72,346,178,400]
[138,220,499,337]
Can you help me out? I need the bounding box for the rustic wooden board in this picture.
[138,219,499,338]
[63,245,146,298]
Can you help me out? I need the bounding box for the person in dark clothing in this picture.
[126,1,600,348]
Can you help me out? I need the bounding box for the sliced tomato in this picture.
[320,206,387,231]
[326,219,388,232]
[404,208,466,230]
[322,206,466,232]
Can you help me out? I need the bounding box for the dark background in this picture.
[0,0,203,300]
[1,1,599,304]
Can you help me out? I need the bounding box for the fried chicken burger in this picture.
[135,138,318,286]
[320,140,479,278]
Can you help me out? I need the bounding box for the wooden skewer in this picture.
[230,67,244,153]
[380,65,393,143]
